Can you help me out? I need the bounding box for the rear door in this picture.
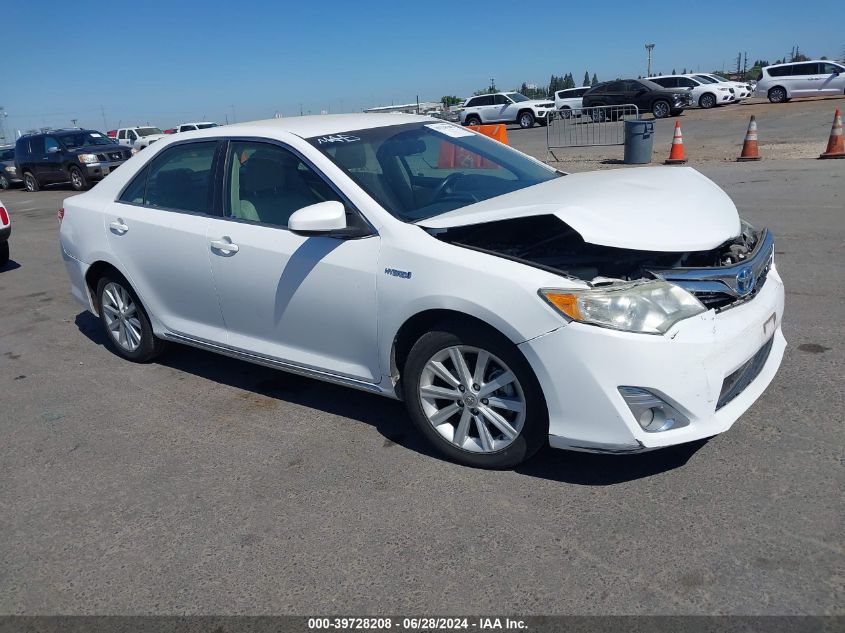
[106,140,227,342]
[492,94,512,122]
[472,95,496,122]
[789,63,819,96]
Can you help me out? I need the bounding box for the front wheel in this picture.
[518,111,535,128]
[69,166,89,191]
[402,325,548,469]
[699,93,717,109]
[0,174,9,190]
[652,100,671,118]
[96,274,166,362]
[23,172,39,192]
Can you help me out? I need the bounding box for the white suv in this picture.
[460,92,555,128]
[59,114,785,468]
[651,75,735,108]
[553,87,590,114]
[755,60,845,103]
[177,122,219,133]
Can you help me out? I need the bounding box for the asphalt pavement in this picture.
[0,146,842,614]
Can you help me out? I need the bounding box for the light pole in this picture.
[645,43,655,77]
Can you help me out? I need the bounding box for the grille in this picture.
[716,337,774,410]
[691,264,770,310]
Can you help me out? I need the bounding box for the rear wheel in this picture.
[589,105,607,122]
[0,241,8,267]
[69,166,89,191]
[96,274,166,362]
[403,325,547,469]
[464,115,481,127]
[23,172,39,192]
[768,86,787,103]
[518,111,535,128]
[652,100,671,118]
[699,93,717,109]
[559,106,572,119]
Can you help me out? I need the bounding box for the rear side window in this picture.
[142,141,218,213]
[29,137,45,156]
[118,130,126,140]
[575,88,589,97]
[474,95,494,106]
[651,78,673,88]
[767,65,794,77]
[792,63,819,75]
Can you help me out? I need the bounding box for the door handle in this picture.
[210,238,239,254]
[109,220,128,234]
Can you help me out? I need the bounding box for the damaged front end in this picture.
[428,214,774,313]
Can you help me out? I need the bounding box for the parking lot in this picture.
[1,99,843,616]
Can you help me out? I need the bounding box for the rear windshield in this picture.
[307,122,558,222]
[58,131,115,148]
[196,123,218,129]
[136,127,163,136]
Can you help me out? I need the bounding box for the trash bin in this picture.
[623,119,655,164]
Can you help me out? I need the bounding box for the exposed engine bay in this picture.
[428,214,771,310]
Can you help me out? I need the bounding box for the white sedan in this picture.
[59,114,785,468]
[650,75,735,108]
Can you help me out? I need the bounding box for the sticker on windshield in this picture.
[315,134,361,145]
[425,122,474,138]
[90,133,102,137]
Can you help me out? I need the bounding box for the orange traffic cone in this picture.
[664,121,687,165]
[737,115,761,161]
[819,109,844,159]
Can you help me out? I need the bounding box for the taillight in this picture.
[0,205,9,226]
[57,207,64,222]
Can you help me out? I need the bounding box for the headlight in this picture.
[4,166,15,173]
[78,154,98,164]
[718,87,731,91]
[539,281,706,335]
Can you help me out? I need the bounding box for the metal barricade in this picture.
[546,104,639,160]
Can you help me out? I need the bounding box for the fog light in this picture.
[618,387,690,433]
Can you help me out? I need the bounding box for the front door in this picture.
[106,140,227,343]
[206,139,381,382]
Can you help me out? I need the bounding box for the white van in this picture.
[756,60,845,103]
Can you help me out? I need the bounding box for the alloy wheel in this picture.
[70,169,83,189]
[418,345,526,454]
[653,101,670,118]
[0,175,8,189]
[769,87,786,103]
[24,174,36,191]
[101,282,142,352]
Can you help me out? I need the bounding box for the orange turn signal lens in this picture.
[541,291,583,321]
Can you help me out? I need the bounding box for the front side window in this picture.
[821,63,844,74]
[308,122,558,222]
[505,93,529,103]
[493,94,511,105]
[144,141,217,213]
[225,141,342,228]
[44,137,60,153]
[128,130,137,141]
[58,131,114,149]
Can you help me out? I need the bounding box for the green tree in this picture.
[672,68,676,74]
[591,73,598,86]
[583,71,590,86]
[563,73,575,89]
[441,96,462,107]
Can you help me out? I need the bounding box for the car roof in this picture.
[180,122,216,126]
[222,113,433,138]
[765,59,831,68]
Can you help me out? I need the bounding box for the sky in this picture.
[2,0,842,135]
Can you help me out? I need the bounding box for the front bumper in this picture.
[520,266,786,453]
[82,159,126,181]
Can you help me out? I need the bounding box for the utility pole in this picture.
[230,105,236,123]
[100,105,108,130]
[645,43,655,77]
[743,52,748,80]
[0,106,7,145]
[489,77,496,92]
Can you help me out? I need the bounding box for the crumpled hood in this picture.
[419,166,741,252]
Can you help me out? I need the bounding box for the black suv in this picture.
[15,129,131,192]
[582,79,693,119]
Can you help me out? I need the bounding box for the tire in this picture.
[559,106,572,119]
[23,172,39,192]
[768,86,787,103]
[96,273,166,362]
[652,100,671,118]
[589,105,607,122]
[0,174,9,190]
[402,324,548,469]
[0,241,8,267]
[464,115,481,127]
[699,93,717,109]
[69,166,89,191]
[518,111,535,128]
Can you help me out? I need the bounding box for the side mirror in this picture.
[47,146,61,154]
[288,201,349,236]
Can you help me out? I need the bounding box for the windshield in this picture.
[136,127,163,136]
[0,149,14,160]
[196,123,218,129]
[307,122,558,222]
[505,93,530,103]
[694,75,718,83]
[58,131,115,149]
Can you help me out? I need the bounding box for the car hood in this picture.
[418,166,741,252]
[72,144,126,154]
[525,99,554,107]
